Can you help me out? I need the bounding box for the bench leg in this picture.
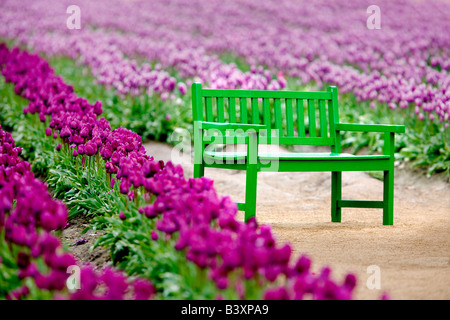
[245,165,258,222]
[331,171,342,222]
[383,169,394,225]
[193,163,204,178]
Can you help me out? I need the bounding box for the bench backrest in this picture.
[192,83,340,147]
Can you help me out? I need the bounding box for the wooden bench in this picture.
[191,83,405,225]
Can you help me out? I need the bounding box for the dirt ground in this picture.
[62,215,111,270]
[144,140,450,300]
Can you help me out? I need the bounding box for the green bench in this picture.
[191,83,405,225]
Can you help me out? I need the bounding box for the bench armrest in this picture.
[335,123,405,134]
[196,121,266,133]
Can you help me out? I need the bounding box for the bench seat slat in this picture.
[204,159,390,172]
[204,151,390,161]
[203,136,333,145]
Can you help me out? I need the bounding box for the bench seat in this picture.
[204,151,391,161]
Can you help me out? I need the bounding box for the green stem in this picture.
[88,156,91,188]
[134,186,139,208]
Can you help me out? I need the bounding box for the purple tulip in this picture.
[84,142,97,156]
[178,82,187,95]
[264,287,289,300]
[132,279,155,300]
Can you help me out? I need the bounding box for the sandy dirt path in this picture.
[144,140,450,300]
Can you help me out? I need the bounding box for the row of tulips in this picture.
[0,0,285,100]
[0,43,361,299]
[0,0,448,127]
[0,125,155,300]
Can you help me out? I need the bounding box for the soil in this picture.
[62,215,111,270]
[143,140,450,300]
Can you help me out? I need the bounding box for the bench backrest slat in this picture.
[192,83,338,147]
[217,97,225,123]
[274,98,283,136]
[205,97,213,122]
[319,99,328,138]
[228,97,236,123]
[296,99,306,137]
[250,98,257,124]
[240,97,248,124]
[307,99,316,138]
[285,98,294,136]
[263,98,271,128]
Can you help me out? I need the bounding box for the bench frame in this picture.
[192,83,405,225]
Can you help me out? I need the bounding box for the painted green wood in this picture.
[245,131,258,221]
[383,170,394,225]
[202,158,391,173]
[191,83,403,225]
[240,97,248,124]
[199,121,266,133]
[329,87,340,153]
[202,89,332,100]
[203,136,333,146]
[384,132,395,158]
[331,171,342,222]
[336,123,406,133]
[193,121,204,178]
[274,98,283,137]
[263,98,271,144]
[327,99,336,147]
[296,99,306,137]
[338,200,384,209]
[258,159,390,172]
[383,131,395,225]
[192,82,203,121]
[205,97,213,122]
[228,97,236,123]
[203,151,390,161]
[307,99,316,137]
[251,98,259,124]
[263,98,271,127]
[285,98,294,136]
[319,99,327,138]
[217,97,225,123]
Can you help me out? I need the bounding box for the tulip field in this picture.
[0,0,449,301]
